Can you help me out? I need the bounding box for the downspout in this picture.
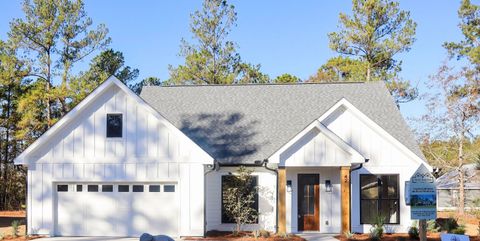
[204,160,218,237]
[349,159,369,233]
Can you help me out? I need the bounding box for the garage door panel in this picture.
[55,183,178,237]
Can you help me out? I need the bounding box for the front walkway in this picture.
[36,237,139,241]
[297,233,340,241]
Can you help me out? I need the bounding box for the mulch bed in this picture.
[0,236,43,241]
[0,211,26,218]
[183,231,305,241]
[335,233,480,241]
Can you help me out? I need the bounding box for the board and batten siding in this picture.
[205,167,277,232]
[322,106,419,233]
[25,83,209,237]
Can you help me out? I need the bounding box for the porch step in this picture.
[297,233,340,241]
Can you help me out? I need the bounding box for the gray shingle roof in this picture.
[140,81,425,164]
[436,164,480,189]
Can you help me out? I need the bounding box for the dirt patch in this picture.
[335,233,480,241]
[184,231,305,241]
[437,211,480,236]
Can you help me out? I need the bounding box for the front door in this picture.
[298,174,320,231]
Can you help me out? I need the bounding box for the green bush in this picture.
[408,226,419,239]
[369,215,385,241]
[11,220,20,238]
[427,220,440,233]
[451,225,466,235]
[344,231,355,240]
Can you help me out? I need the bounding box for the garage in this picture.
[55,183,178,237]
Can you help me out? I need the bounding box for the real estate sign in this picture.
[410,164,436,220]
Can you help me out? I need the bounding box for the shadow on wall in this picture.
[180,112,267,163]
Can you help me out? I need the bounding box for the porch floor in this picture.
[297,233,339,241]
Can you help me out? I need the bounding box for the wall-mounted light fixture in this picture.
[325,180,332,192]
[286,180,292,192]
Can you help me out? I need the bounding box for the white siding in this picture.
[285,167,341,233]
[205,167,277,232]
[25,84,210,237]
[280,128,351,167]
[323,107,419,233]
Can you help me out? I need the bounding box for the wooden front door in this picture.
[298,174,320,231]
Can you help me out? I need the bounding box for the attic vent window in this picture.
[106,114,123,138]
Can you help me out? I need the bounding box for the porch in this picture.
[277,166,351,234]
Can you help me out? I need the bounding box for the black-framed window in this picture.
[87,185,99,192]
[360,174,400,224]
[149,185,161,192]
[57,185,68,192]
[106,114,122,138]
[102,185,113,192]
[132,185,144,192]
[221,175,258,224]
[118,185,129,192]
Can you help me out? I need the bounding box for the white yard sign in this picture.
[410,164,437,220]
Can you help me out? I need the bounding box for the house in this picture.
[436,163,480,211]
[14,76,431,237]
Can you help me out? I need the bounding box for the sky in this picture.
[0,0,471,120]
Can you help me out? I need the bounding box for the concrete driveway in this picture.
[36,238,139,241]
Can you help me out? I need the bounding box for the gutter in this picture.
[349,159,369,233]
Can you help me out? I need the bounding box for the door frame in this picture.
[297,173,320,231]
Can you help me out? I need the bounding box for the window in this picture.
[360,174,399,224]
[221,175,258,224]
[132,185,144,192]
[164,185,175,192]
[57,185,68,192]
[149,185,161,192]
[106,114,122,138]
[76,185,83,192]
[118,185,129,192]
[102,185,113,192]
[88,185,99,192]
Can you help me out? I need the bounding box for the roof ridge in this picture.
[146,81,369,88]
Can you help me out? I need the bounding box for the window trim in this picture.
[359,174,400,225]
[221,174,259,224]
[106,113,123,138]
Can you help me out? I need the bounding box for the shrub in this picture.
[427,220,439,233]
[0,231,4,241]
[437,218,459,233]
[408,226,419,240]
[259,229,270,238]
[369,215,385,241]
[11,220,20,238]
[344,231,355,240]
[451,225,466,235]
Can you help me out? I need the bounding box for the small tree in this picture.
[222,166,258,233]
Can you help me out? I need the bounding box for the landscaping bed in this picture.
[183,231,305,241]
[335,233,480,241]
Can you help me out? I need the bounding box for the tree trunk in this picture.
[458,136,465,215]
[458,168,465,215]
[366,62,371,82]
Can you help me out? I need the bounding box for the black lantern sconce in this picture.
[325,180,332,192]
[286,180,292,192]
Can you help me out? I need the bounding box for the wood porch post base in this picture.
[341,166,351,233]
[278,167,286,233]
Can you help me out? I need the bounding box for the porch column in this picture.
[340,166,351,233]
[278,167,286,233]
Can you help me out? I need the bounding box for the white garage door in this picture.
[55,183,178,237]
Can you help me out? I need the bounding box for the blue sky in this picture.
[0,0,470,120]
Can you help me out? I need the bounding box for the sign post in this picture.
[410,164,436,241]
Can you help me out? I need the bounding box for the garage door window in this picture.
[102,185,113,192]
[149,185,160,192]
[164,185,175,192]
[76,185,83,192]
[133,185,144,192]
[57,185,68,192]
[118,185,129,192]
[88,185,99,192]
